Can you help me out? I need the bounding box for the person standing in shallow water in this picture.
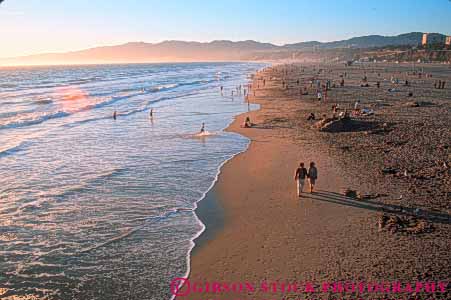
[307,162,318,193]
[294,162,308,197]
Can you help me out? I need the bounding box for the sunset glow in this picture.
[56,86,91,112]
[1,1,450,300]
[1,0,450,62]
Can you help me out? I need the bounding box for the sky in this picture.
[0,0,450,58]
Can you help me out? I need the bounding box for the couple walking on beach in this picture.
[294,162,318,197]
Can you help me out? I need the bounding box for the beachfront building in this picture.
[446,36,451,46]
[422,33,428,46]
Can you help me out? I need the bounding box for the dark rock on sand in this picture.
[342,188,358,198]
[316,118,378,133]
[381,167,398,175]
[377,214,434,234]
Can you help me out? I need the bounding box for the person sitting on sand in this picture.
[200,122,205,133]
[307,113,316,121]
[294,162,308,197]
[339,109,350,120]
[307,162,318,193]
[243,116,253,128]
[354,100,360,110]
[353,100,361,115]
[332,104,339,115]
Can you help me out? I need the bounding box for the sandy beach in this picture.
[187,63,450,300]
[3,2,451,299]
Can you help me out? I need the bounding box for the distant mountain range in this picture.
[1,32,448,66]
[285,32,446,49]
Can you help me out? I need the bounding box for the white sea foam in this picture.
[0,62,267,299]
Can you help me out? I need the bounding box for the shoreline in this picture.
[192,104,263,254]
[171,66,266,300]
[187,65,353,299]
[186,63,450,300]
[190,68,266,253]
[192,68,267,252]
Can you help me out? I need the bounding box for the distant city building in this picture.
[422,33,428,46]
[446,36,451,46]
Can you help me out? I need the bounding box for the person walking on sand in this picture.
[307,162,318,193]
[317,90,322,102]
[149,108,154,118]
[294,162,308,197]
[200,122,205,134]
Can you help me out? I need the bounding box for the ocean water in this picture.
[0,62,264,300]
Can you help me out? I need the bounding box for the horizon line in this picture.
[1,30,447,60]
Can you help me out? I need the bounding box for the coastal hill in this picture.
[1,32,447,65]
[285,32,446,49]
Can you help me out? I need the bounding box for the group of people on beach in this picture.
[434,80,446,89]
[294,162,318,197]
[112,81,252,134]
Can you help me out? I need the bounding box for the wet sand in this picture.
[187,63,450,300]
